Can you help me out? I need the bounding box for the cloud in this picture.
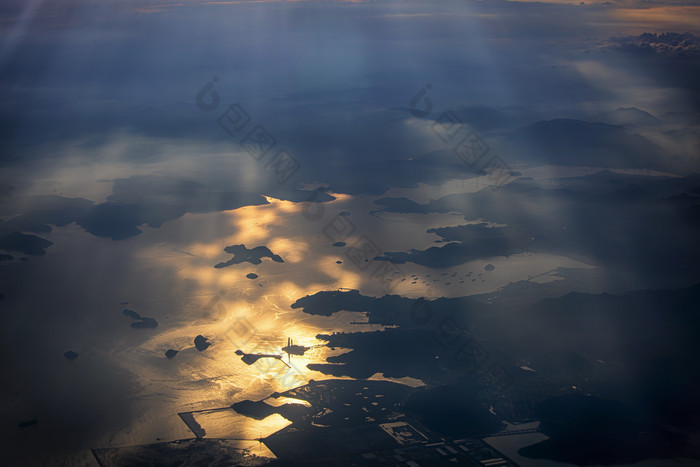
[603,32,700,56]
[76,176,273,240]
[0,176,273,251]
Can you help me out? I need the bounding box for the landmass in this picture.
[282,338,310,357]
[122,308,158,328]
[18,419,38,429]
[230,379,514,465]
[215,244,284,268]
[194,335,211,351]
[235,349,286,366]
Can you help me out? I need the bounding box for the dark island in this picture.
[18,419,38,429]
[122,308,158,329]
[235,349,286,366]
[214,244,284,268]
[131,317,158,329]
[281,338,310,357]
[194,335,210,351]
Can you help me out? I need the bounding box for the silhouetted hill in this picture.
[509,118,663,168]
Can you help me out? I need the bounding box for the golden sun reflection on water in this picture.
[192,409,291,441]
[264,397,312,408]
[121,194,589,445]
[125,195,403,442]
[228,200,283,245]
